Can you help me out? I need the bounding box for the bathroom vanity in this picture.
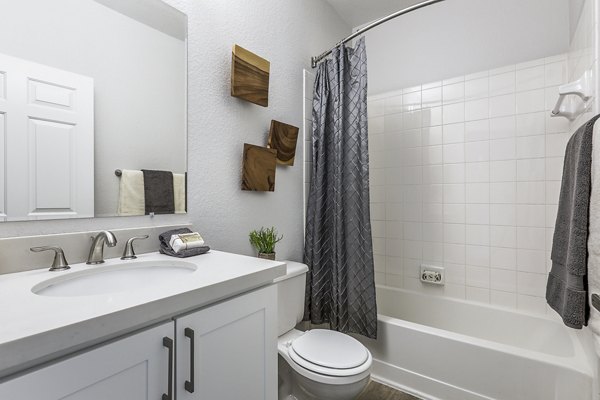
[0,251,285,399]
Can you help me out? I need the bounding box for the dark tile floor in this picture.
[356,380,420,400]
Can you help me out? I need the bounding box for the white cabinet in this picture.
[176,285,277,400]
[0,285,277,400]
[0,322,174,400]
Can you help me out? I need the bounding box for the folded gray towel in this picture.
[159,228,210,258]
[547,115,600,329]
[142,169,175,215]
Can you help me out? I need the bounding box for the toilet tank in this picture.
[274,261,309,336]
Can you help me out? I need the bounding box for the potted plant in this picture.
[249,226,283,260]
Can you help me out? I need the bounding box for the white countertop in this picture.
[0,250,286,378]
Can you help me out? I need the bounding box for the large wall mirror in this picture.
[0,0,187,222]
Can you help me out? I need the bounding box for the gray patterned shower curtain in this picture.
[303,37,377,339]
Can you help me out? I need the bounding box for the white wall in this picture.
[0,0,187,217]
[362,0,570,94]
[567,0,599,129]
[0,0,349,266]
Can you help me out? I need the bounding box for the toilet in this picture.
[275,261,372,400]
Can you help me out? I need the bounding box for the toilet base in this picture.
[278,355,370,400]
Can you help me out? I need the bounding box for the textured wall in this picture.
[0,0,349,264]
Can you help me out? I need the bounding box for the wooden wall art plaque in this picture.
[241,143,277,191]
[231,45,270,107]
[268,120,299,166]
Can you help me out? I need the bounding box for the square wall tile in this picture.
[490,116,516,139]
[466,204,490,225]
[466,224,490,246]
[516,135,545,159]
[491,268,517,291]
[443,103,465,124]
[443,82,465,104]
[466,286,491,303]
[466,120,490,142]
[422,87,442,108]
[466,183,490,203]
[490,94,516,118]
[465,98,489,121]
[489,72,515,96]
[516,66,545,91]
[465,78,489,99]
[490,138,516,161]
[466,265,490,288]
[516,159,545,181]
[490,160,516,182]
[465,141,490,163]
[443,123,465,144]
[466,162,490,183]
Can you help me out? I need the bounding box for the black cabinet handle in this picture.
[162,337,174,400]
[184,328,195,393]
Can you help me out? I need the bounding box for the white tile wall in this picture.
[368,54,570,316]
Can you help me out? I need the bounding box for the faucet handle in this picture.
[121,235,149,260]
[30,246,70,272]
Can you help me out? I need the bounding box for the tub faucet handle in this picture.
[30,246,70,272]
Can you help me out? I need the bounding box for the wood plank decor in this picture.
[231,45,270,107]
[268,120,299,166]
[241,143,277,191]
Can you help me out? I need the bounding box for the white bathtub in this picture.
[354,286,594,400]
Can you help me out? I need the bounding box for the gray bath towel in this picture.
[142,169,175,215]
[547,115,600,329]
[159,228,210,258]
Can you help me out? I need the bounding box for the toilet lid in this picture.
[291,329,369,369]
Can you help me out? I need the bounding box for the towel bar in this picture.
[115,169,122,177]
[551,70,593,120]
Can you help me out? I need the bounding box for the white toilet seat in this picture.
[278,329,372,385]
[288,329,372,377]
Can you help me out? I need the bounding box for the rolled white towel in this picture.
[169,232,204,253]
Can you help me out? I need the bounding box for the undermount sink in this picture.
[32,260,198,297]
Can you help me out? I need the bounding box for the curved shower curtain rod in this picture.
[311,0,446,68]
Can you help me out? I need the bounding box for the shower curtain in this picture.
[304,37,377,339]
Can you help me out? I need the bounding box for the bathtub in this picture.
[354,286,594,400]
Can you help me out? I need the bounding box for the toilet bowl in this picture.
[275,262,372,400]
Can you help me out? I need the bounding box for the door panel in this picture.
[0,52,94,221]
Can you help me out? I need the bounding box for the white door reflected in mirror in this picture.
[0,53,94,222]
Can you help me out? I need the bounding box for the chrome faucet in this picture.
[87,231,117,265]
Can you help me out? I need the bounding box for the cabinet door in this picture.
[176,285,277,400]
[0,322,174,400]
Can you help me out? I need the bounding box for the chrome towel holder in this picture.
[551,70,593,120]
